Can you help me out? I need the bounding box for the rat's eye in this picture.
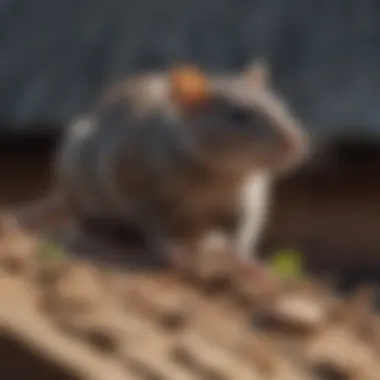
[226,107,251,124]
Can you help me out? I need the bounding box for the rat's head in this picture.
[168,61,309,172]
[97,61,309,173]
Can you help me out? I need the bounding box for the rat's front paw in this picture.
[166,231,238,281]
[194,231,238,280]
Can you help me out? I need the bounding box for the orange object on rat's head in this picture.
[169,65,211,112]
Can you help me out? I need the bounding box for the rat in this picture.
[9,60,310,264]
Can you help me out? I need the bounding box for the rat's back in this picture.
[53,70,202,224]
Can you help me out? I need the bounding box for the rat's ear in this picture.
[168,65,211,112]
[243,58,271,87]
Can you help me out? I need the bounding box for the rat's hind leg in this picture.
[60,222,134,263]
[81,215,146,246]
[74,214,168,267]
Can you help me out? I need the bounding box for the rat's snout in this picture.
[272,119,310,171]
[248,108,310,171]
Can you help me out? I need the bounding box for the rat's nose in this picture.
[267,117,310,171]
[280,127,310,166]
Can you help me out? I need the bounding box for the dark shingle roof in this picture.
[1,0,380,139]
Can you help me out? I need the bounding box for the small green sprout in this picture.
[268,248,304,280]
[37,240,66,262]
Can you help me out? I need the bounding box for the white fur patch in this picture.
[59,115,96,178]
[67,115,97,140]
[234,171,271,260]
[148,76,179,123]
[148,76,168,101]
[55,115,99,212]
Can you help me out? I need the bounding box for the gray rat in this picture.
[11,61,309,263]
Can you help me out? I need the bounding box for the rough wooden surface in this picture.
[1,215,380,380]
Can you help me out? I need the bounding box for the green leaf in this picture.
[268,248,304,280]
[37,240,66,262]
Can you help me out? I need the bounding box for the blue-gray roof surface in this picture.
[1,0,380,139]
